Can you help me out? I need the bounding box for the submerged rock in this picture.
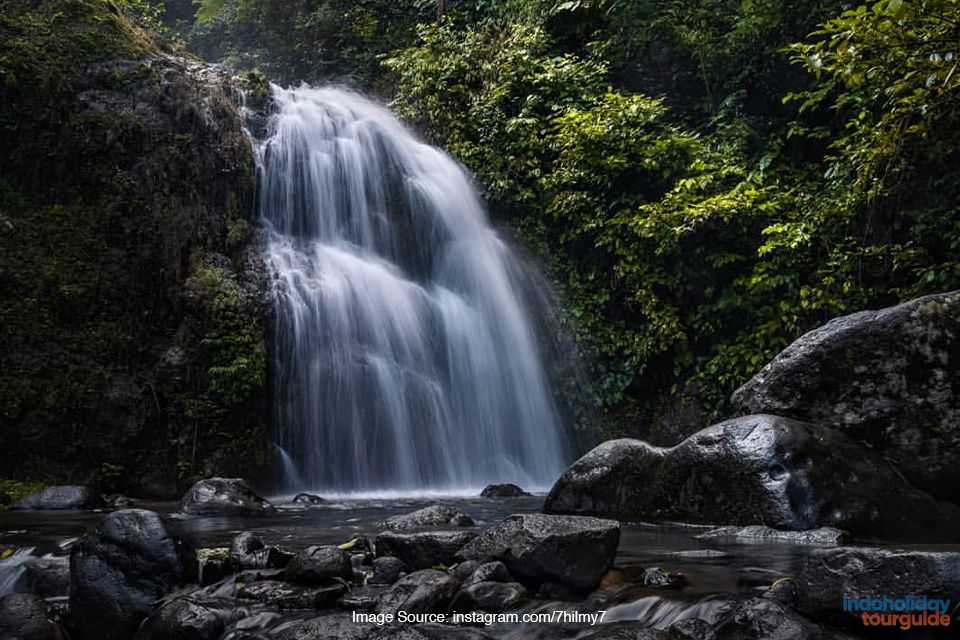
[794,547,960,627]
[732,290,960,501]
[179,478,274,516]
[67,509,187,640]
[376,530,477,570]
[377,569,459,615]
[382,505,475,530]
[292,492,325,505]
[457,514,620,592]
[0,593,56,640]
[284,545,352,586]
[544,414,959,536]
[696,525,847,545]
[480,484,531,498]
[15,485,102,510]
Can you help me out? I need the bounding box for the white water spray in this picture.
[257,86,574,493]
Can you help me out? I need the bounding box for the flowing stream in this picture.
[255,86,574,494]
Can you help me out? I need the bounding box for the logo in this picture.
[842,593,953,631]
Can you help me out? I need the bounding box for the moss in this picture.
[0,479,46,509]
[0,0,264,497]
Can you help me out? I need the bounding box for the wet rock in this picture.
[376,530,477,570]
[196,547,235,585]
[293,492,325,505]
[576,623,669,639]
[464,560,512,585]
[766,577,798,605]
[450,560,482,582]
[457,514,619,592]
[712,598,849,639]
[416,624,496,640]
[15,485,103,510]
[133,598,224,639]
[480,484,531,498]
[695,525,847,545]
[284,545,352,586]
[67,509,186,640]
[450,581,526,613]
[179,478,274,516]
[108,494,136,508]
[340,585,386,611]
[544,415,959,537]
[377,569,459,615]
[642,567,673,588]
[732,290,960,501]
[668,618,716,640]
[230,532,293,569]
[371,556,408,585]
[383,505,475,530]
[0,593,56,640]
[794,547,960,627]
[21,555,71,598]
[537,581,578,601]
[238,579,346,610]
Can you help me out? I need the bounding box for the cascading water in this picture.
[256,85,576,494]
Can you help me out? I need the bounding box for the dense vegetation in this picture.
[2,0,957,470]
[173,0,960,440]
[0,0,268,496]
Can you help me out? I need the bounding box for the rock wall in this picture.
[0,0,270,497]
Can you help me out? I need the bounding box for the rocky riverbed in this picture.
[1,482,959,640]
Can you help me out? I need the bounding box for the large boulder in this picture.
[456,514,619,593]
[544,414,960,537]
[0,593,56,640]
[67,509,187,640]
[382,505,475,530]
[794,547,960,628]
[732,291,960,501]
[377,569,460,615]
[15,485,102,510]
[376,530,477,570]
[179,478,274,516]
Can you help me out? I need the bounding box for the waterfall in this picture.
[256,85,576,494]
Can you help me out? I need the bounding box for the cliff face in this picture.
[0,0,270,497]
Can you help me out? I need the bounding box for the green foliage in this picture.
[187,264,266,409]
[388,0,960,434]
[0,479,45,508]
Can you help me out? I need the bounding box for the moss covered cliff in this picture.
[0,0,270,497]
